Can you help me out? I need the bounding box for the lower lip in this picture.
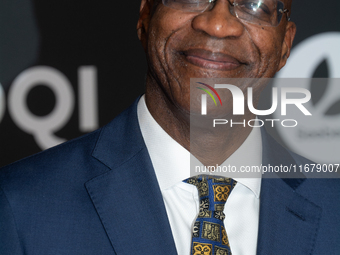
[184,55,241,71]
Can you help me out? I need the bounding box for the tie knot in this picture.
[184,175,237,220]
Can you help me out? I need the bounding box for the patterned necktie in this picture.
[184,175,237,255]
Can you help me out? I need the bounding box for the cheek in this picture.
[146,9,197,106]
[148,8,197,80]
[148,9,186,68]
[249,28,284,76]
[149,7,193,48]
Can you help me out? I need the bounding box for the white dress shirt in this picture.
[137,95,262,255]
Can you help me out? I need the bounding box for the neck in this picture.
[145,74,256,166]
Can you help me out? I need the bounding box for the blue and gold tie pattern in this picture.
[184,175,237,255]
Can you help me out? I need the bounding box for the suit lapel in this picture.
[85,100,177,255]
[257,130,322,255]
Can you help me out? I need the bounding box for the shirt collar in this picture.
[137,95,262,198]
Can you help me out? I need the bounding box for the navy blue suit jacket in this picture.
[1,99,339,254]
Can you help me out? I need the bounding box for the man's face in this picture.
[138,0,296,115]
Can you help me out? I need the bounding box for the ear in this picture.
[278,21,297,71]
[137,0,153,51]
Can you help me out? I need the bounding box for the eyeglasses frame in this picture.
[162,0,291,26]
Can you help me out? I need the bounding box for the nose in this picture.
[192,0,244,39]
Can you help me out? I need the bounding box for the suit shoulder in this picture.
[0,128,102,190]
[0,99,141,196]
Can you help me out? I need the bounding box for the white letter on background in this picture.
[8,66,75,149]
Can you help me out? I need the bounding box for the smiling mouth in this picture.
[180,49,243,71]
